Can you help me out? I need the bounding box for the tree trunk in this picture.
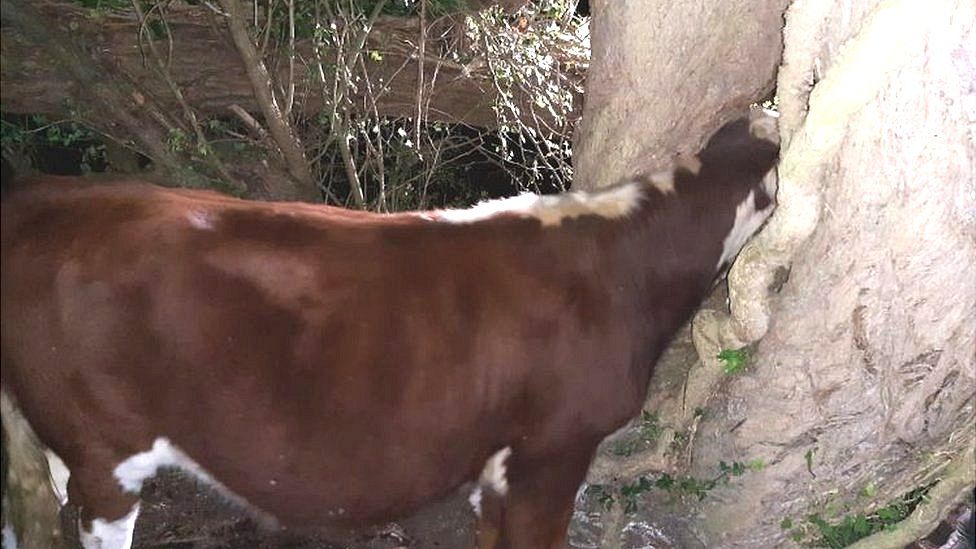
[572,0,787,190]
[689,0,976,545]
[573,0,976,547]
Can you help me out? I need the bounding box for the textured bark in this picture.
[571,0,975,547]
[1,394,64,549]
[0,0,195,185]
[572,0,787,190]
[687,1,976,546]
[0,1,572,130]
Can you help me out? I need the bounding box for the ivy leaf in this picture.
[717,348,749,374]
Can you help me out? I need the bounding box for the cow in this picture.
[0,114,778,549]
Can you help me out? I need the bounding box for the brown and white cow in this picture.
[0,115,778,549]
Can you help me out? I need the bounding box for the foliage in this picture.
[782,483,936,547]
[585,459,766,515]
[610,410,662,457]
[1,114,106,174]
[463,1,586,191]
[36,0,590,208]
[253,0,468,41]
[805,447,817,477]
[620,476,654,513]
[302,0,588,209]
[717,347,750,375]
[584,484,616,512]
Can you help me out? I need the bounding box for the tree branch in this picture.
[218,0,318,201]
[0,1,583,130]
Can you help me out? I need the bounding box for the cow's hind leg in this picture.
[476,444,596,549]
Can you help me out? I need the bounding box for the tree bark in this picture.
[687,0,976,545]
[0,0,196,185]
[0,1,578,131]
[573,0,976,547]
[572,0,786,190]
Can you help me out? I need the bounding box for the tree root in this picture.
[846,445,975,549]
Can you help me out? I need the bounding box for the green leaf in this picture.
[655,473,674,490]
[717,348,749,374]
[747,458,766,471]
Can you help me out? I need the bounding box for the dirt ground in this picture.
[125,469,476,549]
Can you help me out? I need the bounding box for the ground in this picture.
[123,469,475,548]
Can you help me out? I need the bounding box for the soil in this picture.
[125,469,475,549]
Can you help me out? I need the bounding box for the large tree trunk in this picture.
[689,0,976,545]
[572,1,786,189]
[573,0,975,547]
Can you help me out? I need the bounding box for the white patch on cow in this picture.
[437,183,643,226]
[468,486,483,517]
[646,154,702,194]
[2,522,18,549]
[44,450,70,506]
[113,438,217,494]
[468,446,513,517]
[79,503,138,549]
[112,438,273,527]
[480,446,513,495]
[187,209,214,229]
[718,189,774,269]
[647,170,676,193]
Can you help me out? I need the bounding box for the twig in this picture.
[337,119,366,207]
[414,0,426,156]
[132,0,245,193]
[228,104,269,141]
[218,0,318,201]
[285,0,296,117]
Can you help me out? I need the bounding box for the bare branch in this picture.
[217,0,318,201]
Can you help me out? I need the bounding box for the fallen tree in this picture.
[0,0,582,129]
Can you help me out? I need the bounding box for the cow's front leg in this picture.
[66,449,141,549]
[474,443,596,549]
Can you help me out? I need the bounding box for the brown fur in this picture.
[0,120,777,547]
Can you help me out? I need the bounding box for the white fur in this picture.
[468,486,483,517]
[438,183,643,226]
[647,154,703,194]
[468,446,513,517]
[112,438,271,527]
[112,438,217,494]
[718,189,774,268]
[79,504,138,549]
[646,170,677,193]
[480,446,512,495]
[187,210,215,229]
[2,522,18,549]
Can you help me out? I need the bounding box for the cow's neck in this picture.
[608,189,729,394]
